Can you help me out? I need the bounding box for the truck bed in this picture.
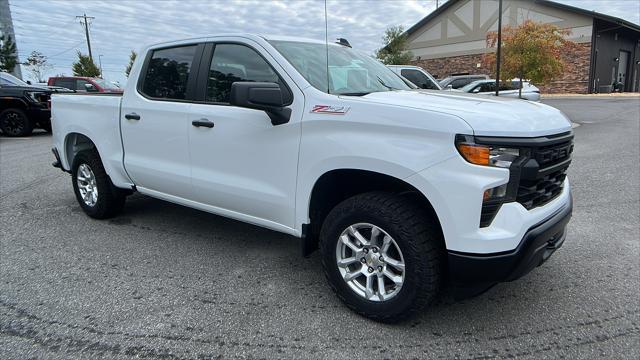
[50,93,132,188]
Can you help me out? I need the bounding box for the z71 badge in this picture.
[311,105,350,115]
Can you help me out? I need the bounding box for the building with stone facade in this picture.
[405,0,640,93]
[0,0,22,79]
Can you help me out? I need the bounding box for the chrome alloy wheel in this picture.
[76,163,98,206]
[335,223,406,302]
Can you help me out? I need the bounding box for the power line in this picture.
[48,40,86,58]
[76,13,95,61]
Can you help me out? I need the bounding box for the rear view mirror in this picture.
[84,83,98,92]
[230,82,291,125]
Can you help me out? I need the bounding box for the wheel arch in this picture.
[63,132,100,170]
[302,168,444,256]
[0,98,28,112]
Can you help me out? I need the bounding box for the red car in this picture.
[47,77,123,93]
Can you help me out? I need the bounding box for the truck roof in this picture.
[145,33,343,49]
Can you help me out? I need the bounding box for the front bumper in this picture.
[448,192,572,284]
[27,106,51,123]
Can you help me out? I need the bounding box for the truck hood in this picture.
[347,90,571,137]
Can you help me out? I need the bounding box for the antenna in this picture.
[324,0,330,94]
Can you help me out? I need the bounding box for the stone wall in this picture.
[411,42,592,94]
[413,54,493,81]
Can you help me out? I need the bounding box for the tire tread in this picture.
[72,150,126,219]
[319,191,444,323]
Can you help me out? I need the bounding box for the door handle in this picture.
[125,113,141,120]
[192,119,215,128]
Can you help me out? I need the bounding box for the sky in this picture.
[8,0,640,85]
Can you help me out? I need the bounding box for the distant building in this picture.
[405,0,640,93]
[0,0,22,79]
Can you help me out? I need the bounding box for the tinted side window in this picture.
[142,45,197,100]
[76,79,91,92]
[54,79,75,90]
[479,83,496,92]
[451,78,470,88]
[401,69,437,89]
[206,44,289,103]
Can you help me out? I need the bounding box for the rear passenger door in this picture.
[121,43,204,199]
[186,41,302,229]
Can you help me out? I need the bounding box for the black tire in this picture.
[320,192,444,323]
[0,108,33,137]
[71,150,126,219]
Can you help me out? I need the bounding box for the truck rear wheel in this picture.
[0,108,33,137]
[319,192,444,323]
[71,150,126,219]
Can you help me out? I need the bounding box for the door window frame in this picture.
[136,43,206,103]
[194,42,294,106]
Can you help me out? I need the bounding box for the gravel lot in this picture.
[1,97,638,359]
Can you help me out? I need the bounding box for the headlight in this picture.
[455,134,524,227]
[455,134,519,168]
[24,91,47,104]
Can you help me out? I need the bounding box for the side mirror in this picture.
[84,83,98,92]
[230,82,291,126]
[26,80,32,85]
[446,84,453,90]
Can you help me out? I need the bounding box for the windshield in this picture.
[0,72,29,86]
[460,80,485,92]
[269,40,412,95]
[92,78,121,90]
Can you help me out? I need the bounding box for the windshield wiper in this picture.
[338,92,371,96]
[377,76,402,91]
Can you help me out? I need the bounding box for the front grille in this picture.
[534,140,574,168]
[516,137,573,210]
[473,131,573,227]
[517,167,567,209]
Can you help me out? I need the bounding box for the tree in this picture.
[23,51,52,83]
[0,34,18,73]
[375,25,413,65]
[125,50,137,77]
[483,20,576,98]
[72,51,100,77]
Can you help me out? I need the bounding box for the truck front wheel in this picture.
[319,192,444,323]
[0,108,33,137]
[71,150,126,219]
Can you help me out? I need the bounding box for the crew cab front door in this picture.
[187,41,302,230]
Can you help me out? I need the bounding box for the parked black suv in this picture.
[0,72,53,137]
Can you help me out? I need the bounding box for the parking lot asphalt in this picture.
[1,97,639,359]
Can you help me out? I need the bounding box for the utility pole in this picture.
[495,0,502,96]
[76,13,95,61]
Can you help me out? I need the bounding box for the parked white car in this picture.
[458,79,541,101]
[51,34,573,322]
[386,65,442,90]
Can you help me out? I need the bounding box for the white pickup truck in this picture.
[51,34,573,322]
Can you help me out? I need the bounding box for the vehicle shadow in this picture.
[110,192,557,330]
[0,129,51,138]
